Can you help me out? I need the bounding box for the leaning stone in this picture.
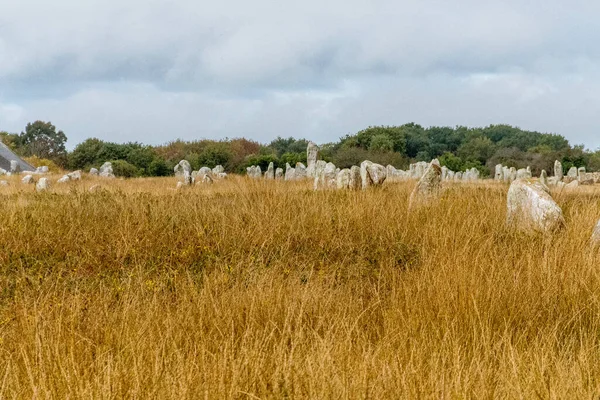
[36,178,50,192]
[408,161,442,209]
[506,179,565,232]
[21,175,35,184]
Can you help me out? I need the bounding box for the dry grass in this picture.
[1,174,600,398]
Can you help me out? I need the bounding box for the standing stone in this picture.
[90,168,99,176]
[21,175,35,184]
[502,166,510,183]
[212,165,225,175]
[275,168,284,180]
[509,167,517,182]
[506,179,565,233]
[68,170,82,181]
[349,166,361,190]
[294,163,307,180]
[554,160,563,181]
[314,162,337,190]
[336,169,351,189]
[540,170,548,187]
[284,163,295,181]
[198,167,212,179]
[265,162,275,180]
[567,167,578,179]
[36,177,50,192]
[174,160,191,177]
[441,166,448,181]
[495,164,503,181]
[578,167,587,182]
[10,160,19,174]
[360,161,386,189]
[306,142,319,177]
[57,175,70,184]
[99,162,115,178]
[409,161,442,209]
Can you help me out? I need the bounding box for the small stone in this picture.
[212,165,225,175]
[57,175,70,184]
[36,177,50,192]
[67,170,82,181]
[90,168,99,176]
[99,162,115,178]
[591,220,600,246]
[10,160,19,174]
[21,175,35,184]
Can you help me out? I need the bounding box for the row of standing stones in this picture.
[17,162,116,193]
[173,161,228,189]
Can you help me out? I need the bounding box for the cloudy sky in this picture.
[1,0,600,149]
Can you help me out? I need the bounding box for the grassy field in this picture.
[1,175,600,398]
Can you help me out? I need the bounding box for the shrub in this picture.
[110,160,140,178]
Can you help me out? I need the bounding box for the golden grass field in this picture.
[1,174,600,398]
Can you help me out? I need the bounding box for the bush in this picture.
[23,156,63,173]
[110,160,140,178]
[147,158,171,177]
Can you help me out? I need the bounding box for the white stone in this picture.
[265,162,275,180]
[348,166,361,190]
[294,163,307,180]
[57,175,70,184]
[68,170,82,181]
[540,170,547,186]
[36,177,50,192]
[567,167,578,178]
[336,168,351,189]
[212,165,225,175]
[409,161,442,208]
[99,162,115,178]
[306,142,319,177]
[495,164,503,181]
[554,160,563,181]
[360,161,386,189]
[10,160,19,174]
[506,179,565,233]
[275,168,284,180]
[90,168,99,176]
[21,174,35,184]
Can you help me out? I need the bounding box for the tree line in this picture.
[1,120,598,177]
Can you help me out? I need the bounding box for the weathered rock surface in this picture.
[359,161,386,189]
[212,165,225,175]
[408,161,442,208]
[68,170,82,181]
[295,163,307,180]
[306,142,319,177]
[265,162,275,180]
[554,160,563,181]
[36,177,50,192]
[336,169,351,189]
[99,162,115,178]
[22,175,35,184]
[57,175,70,184]
[349,166,361,190]
[90,168,99,176]
[275,168,284,180]
[10,160,19,174]
[540,170,547,186]
[506,179,565,232]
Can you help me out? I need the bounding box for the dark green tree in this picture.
[20,121,68,163]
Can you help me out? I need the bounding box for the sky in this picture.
[1,0,600,149]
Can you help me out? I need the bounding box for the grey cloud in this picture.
[1,0,600,148]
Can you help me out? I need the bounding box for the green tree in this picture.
[20,121,68,164]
